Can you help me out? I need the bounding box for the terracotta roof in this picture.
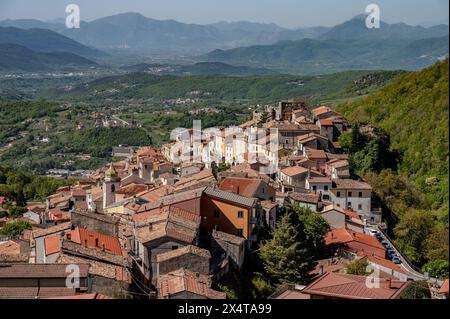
[281,166,309,177]
[322,204,360,220]
[69,227,122,256]
[158,269,226,299]
[325,228,385,251]
[115,183,148,197]
[219,177,265,198]
[46,293,113,299]
[305,148,327,159]
[312,106,332,116]
[44,236,61,256]
[0,240,21,254]
[0,287,77,299]
[439,279,449,294]
[261,200,278,210]
[332,179,372,190]
[364,255,406,274]
[319,119,334,126]
[0,263,89,278]
[302,272,408,299]
[32,222,71,239]
[212,230,246,246]
[156,245,211,263]
[288,192,320,205]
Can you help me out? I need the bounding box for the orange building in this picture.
[201,187,259,242]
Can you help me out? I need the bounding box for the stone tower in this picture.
[103,163,121,210]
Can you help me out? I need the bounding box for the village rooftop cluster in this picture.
[0,100,448,300]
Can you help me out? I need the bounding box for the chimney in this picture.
[319,265,324,275]
[148,223,153,231]
[95,238,99,248]
[102,243,106,252]
[383,278,392,289]
[84,239,88,247]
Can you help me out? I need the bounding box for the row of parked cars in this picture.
[368,228,402,264]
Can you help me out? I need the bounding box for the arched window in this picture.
[111,184,115,192]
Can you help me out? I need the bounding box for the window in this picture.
[111,184,115,192]
[358,204,362,210]
[237,211,244,218]
[336,203,340,207]
[348,191,353,197]
[359,192,363,198]
[347,202,352,208]
[171,245,178,250]
[236,229,244,236]
[312,186,317,191]
[336,191,341,197]
[324,185,329,191]
[214,210,220,218]
[323,195,330,200]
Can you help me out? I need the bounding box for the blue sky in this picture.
[0,0,448,28]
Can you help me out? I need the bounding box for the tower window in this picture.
[111,184,115,192]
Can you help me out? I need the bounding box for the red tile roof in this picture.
[325,228,385,251]
[69,227,122,256]
[0,287,77,299]
[303,272,408,299]
[364,255,406,274]
[115,183,148,197]
[44,236,61,256]
[0,240,21,254]
[158,269,226,299]
[319,119,334,126]
[439,279,449,294]
[219,177,264,198]
[46,293,113,299]
[281,166,309,177]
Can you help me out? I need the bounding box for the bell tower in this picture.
[103,163,121,210]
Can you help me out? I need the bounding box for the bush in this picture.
[0,220,32,236]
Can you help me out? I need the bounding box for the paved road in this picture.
[366,225,426,281]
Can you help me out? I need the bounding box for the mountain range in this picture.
[201,16,449,73]
[0,13,331,54]
[0,13,448,74]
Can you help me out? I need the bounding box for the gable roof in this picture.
[280,166,309,177]
[157,269,226,299]
[156,245,211,263]
[0,264,89,278]
[288,192,320,205]
[69,227,122,256]
[325,228,385,251]
[302,272,408,299]
[218,177,265,198]
[332,179,372,190]
[204,187,257,208]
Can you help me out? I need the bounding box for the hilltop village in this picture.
[0,100,447,299]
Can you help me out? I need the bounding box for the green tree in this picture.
[422,260,449,280]
[259,205,329,286]
[0,220,32,236]
[394,210,435,265]
[400,281,431,299]
[7,206,27,218]
[346,258,369,275]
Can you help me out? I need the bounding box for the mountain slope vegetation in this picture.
[337,60,449,273]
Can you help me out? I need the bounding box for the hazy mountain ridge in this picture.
[0,43,98,71]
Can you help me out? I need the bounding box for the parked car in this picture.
[392,257,402,264]
[375,233,383,240]
[381,240,390,247]
[368,229,379,236]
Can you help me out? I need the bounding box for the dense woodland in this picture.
[338,59,449,278]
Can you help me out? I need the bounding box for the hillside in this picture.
[0,43,98,72]
[55,69,403,104]
[338,59,449,209]
[119,62,278,75]
[0,26,104,58]
[337,60,449,270]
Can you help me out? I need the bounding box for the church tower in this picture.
[103,163,121,210]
